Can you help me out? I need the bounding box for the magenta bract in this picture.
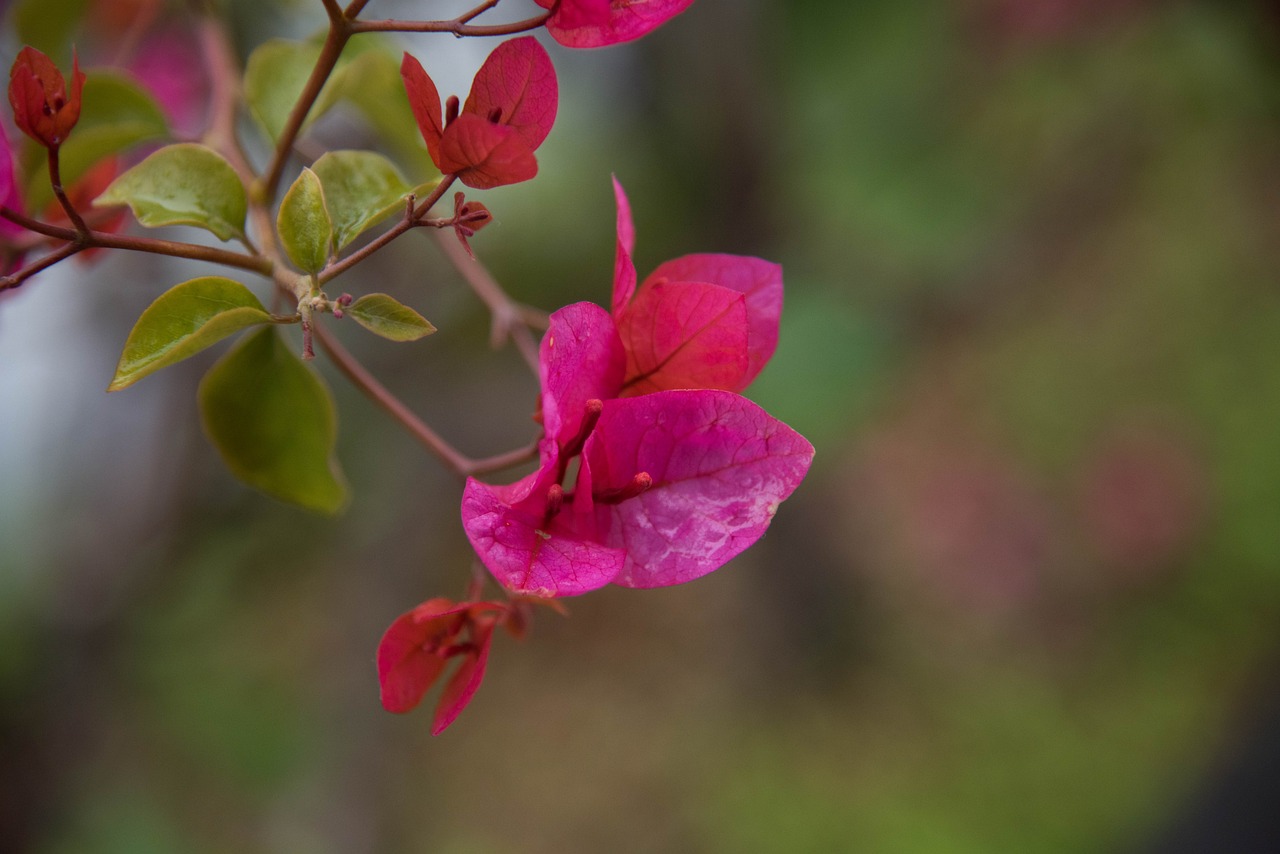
[0,124,23,242]
[535,0,698,48]
[401,37,557,189]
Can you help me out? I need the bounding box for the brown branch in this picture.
[0,243,82,292]
[46,147,89,236]
[350,9,552,36]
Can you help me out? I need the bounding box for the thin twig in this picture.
[0,243,82,292]
[46,147,89,236]
[351,9,552,36]
[432,229,541,373]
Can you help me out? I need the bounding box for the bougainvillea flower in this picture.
[534,0,697,48]
[462,300,813,597]
[8,46,86,148]
[401,37,557,189]
[377,597,512,734]
[610,176,783,395]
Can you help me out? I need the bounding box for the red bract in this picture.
[461,181,812,597]
[8,46,85,148]
[535,0,697,48]
[401,37,557,189]
[377,597,510,734]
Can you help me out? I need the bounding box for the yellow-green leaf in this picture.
[312,150,411,250]
[347,294,436,342]
[108,277,275,391]
[198,327,348,515]
[96,144,247,242]
[278,168,332,274]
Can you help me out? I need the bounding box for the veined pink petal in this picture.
[541,302,625,447]
[611,176,637,315]
[463,37,558,153]
[583,390,814,588]
[439,114,538,189]
[616,281,750,395]
[536,0,697,48]
[462,477,625,597]
[642,254,782,387]
[431,621,494,735]
[400,52,445,169]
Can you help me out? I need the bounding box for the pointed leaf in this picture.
[278,167,332,274]
[611,176,637,315]
[24,72,169,211]
[243,39,348,142]
[312,150,411,250]
[347,294,436,342]
[439,114,537,189]
[643,254,783,386]
[432,623,494,735]
[463,37,558,152]
[616,281,750,395]
[108,277,273,391]
[198,327,348,514]
[584,390,814,588]
[96,143,246,241]
[399,52,444,170]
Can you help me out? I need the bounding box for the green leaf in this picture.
[198,327,348,515]
[244,39,350,142]
[312,151,411,250]
[108,277,276,392]
[23,73,170,211]
[14,0,89,64]
[278,168,332,274]
[347,294,437,342]
[96,143,247,241]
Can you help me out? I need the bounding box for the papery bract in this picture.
[377,597,508,734]
[8,46,85,148]
[0,124,23,242]
[535,0,697,48]
[401,37,557,189]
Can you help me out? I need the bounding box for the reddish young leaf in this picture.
[8,46,85,148]
[616,280,750,395]
[438,113,537,189]
[536,0,697,48]
[611,176,637,315]
[431,621,495,735]
[463,37,558,153]
[641,254,782,387]
[376,598,467,713]
[400,52,444,167]
[584,390,814,588]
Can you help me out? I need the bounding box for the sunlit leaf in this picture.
[96,143,246,241]
[198,327,348,514]
[25,72,169,211]
[108,277,275,391]
[278,167,332,274]
[243,39,348,142]
[347,294,436,341]
[312,151,410,250]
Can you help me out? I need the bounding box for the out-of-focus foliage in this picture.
[5,0,1280,851]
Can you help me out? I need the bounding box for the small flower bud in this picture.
[8,47,85,149]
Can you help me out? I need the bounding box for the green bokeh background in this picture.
[4,0,1280,851]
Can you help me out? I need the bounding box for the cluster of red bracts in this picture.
[7,46,84,150]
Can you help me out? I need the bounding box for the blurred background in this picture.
[4,0,1280,850]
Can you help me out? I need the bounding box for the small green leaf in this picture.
[347,294,437,342]
[334,48,435,177]
[14,0,89,64]
[278,168,332,274]
[96,144,247,241]
[312,151,411,250]
[198,327,348,515]
[24,73,169,211]
[108,277,276,391]
[244,40,349,142]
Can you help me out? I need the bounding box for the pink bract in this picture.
[0,124,23,242]
[535,0,698,48]
[401,37,557,189]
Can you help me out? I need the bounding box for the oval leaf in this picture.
[24,72,169,211]
[108,277,273,391]
[312,151,411,250]
[348,294,436,342]
[198,327,348,514]
[96,143,246,241]
[278,167,332,274]
[244,39,349,142]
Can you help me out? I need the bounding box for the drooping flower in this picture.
[377,597,510,734]
[461,180,812,597]
[534,0,697,48]
[401,37,557,189]
[8,46,85,149]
